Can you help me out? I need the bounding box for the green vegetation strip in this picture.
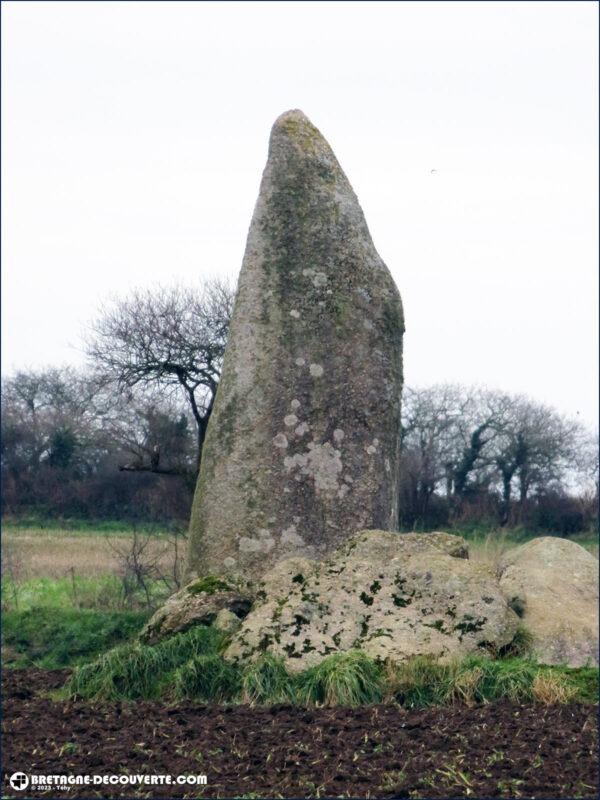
[2,516,182,535]
[3,608,150,669]
[68,627,227,701]
[65,628,599,707]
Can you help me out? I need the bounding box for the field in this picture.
[1,520,598,798]
[2,668,597,799]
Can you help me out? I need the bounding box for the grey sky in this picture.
[2,1,598,427]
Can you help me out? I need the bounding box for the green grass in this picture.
[2,607,150,669]
[296,651,385,706]
[2,574,126,611]
[175,654,242,702]
[463,656,541,703]
[1,515,183,536]
[2,574,172,618]
[241,653,297,704]
[67,626,226,701]
[386,654,598,707]
[67,631,598,706]
[558,665,600,704]
[64,622,599,706]
[1,575,170,669]
[386,655,457,707]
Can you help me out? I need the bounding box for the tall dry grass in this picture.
[466,531,516,576]
[1,528,179,580]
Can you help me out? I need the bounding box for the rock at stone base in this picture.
[214,608,243,634]
[225,530,519,671]
[139,576,254,645]
[499,536,599,667]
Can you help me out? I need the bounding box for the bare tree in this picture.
[85,279,234,472]
[95,385,196,475]
[106,528,187,608]
[400,384,468,521]
[401,384,499,515]
[1,366,105,477]
[400,384,593,529]
[492,395,585,514]
[1,367,197,521]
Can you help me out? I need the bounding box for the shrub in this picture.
[531,492,586,535]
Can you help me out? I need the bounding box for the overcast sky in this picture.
[2,1,598,427]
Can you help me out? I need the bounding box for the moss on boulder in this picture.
[139,576,254,645]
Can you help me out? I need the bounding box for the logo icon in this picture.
[9,773,29,791]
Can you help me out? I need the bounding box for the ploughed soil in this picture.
[2,669,598,799]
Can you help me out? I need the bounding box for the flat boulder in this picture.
[139,576,254,645]
[225,530,519,670]
[499,537,599,667]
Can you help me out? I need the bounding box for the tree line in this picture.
[2,281,597,533]
[400,385,597,532]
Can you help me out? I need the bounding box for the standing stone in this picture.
[187,110,404,579]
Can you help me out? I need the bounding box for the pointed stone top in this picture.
[271,108,314,133]
[268,109,333,161]
[273,108,310,125]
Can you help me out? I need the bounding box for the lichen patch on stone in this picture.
[295,422,310,437]
[272,433,289,449]
[239,533,275,554]
[283,441,343,494]
[281,525,305,547]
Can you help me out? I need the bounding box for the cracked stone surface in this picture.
[187,110,404,579]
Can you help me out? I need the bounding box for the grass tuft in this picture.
[62,629,599,707]
[498,625,534,658]
[241,653,296,704]
[461,656,539,702]
[67,626,226,701]
[385,656,456,707]
[384,654,596,707]
[296,651,384,706]
[532,672,578,705]
[175,655,241,702]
